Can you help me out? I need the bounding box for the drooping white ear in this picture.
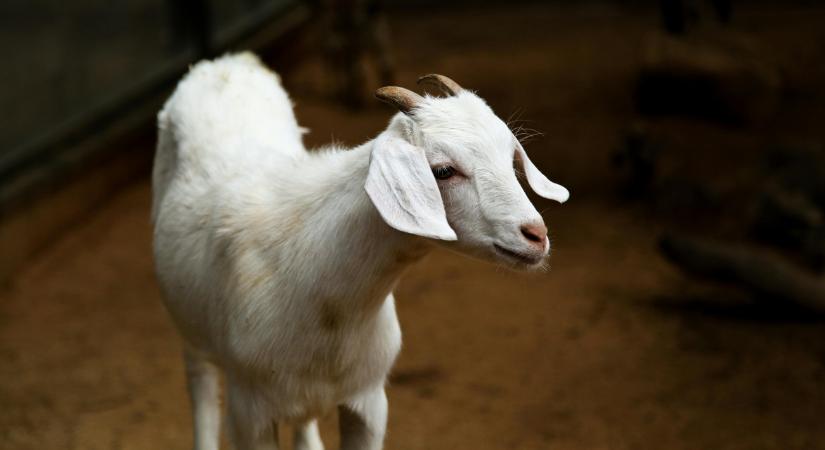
[365,134,457,241]
[515,145,570,203]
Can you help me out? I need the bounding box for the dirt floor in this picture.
[3,3,825,450]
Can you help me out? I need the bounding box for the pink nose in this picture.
[520,222,548,249]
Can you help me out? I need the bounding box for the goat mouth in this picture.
[493,244,544,266]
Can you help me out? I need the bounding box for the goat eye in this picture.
[432,165,456,180]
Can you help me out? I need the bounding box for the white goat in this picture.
[152,52,568,450]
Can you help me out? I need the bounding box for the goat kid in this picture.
[152,52,568,450]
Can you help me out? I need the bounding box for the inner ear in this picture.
[513,154,524,176]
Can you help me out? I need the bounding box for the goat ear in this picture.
[366,135,457,241]
[515,145,570,203]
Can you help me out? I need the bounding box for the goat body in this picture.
[153,53,414,449]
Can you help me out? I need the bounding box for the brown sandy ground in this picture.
[2,3,825,449]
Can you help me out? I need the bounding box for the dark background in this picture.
[2,1,825,449]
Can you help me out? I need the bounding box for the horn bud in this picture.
[417,74,462,96]
[375,86,423,114]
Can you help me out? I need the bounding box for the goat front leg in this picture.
[226,379,279,450]
[339,386,388,450]
[294,419,324,450]
[184,349,222,450]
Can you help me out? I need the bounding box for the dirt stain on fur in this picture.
[319,300,341,331]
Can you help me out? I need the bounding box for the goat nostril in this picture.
[522,228,540,242]
[520,223,547,244]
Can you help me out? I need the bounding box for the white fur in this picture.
[152,52,567,450]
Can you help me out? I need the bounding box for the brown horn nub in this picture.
[375,86,423,114]
[417,74,462,97]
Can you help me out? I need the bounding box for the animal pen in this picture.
[1,1,824,449]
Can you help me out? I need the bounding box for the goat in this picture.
[152,52,569,450]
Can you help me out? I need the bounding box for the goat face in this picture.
[367,76,569,269]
